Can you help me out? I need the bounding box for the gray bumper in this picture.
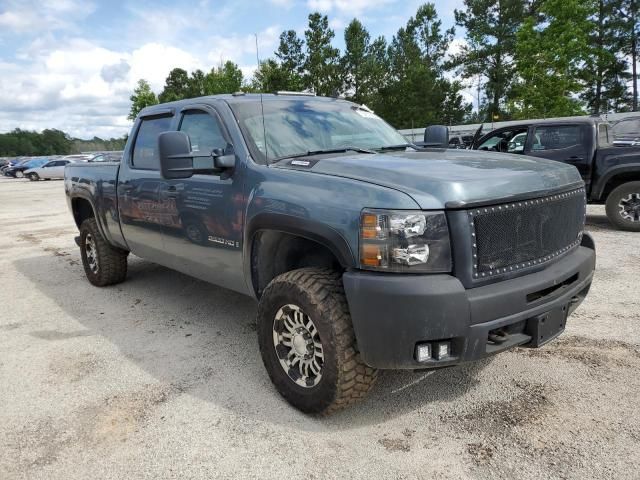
[343,235,596,369]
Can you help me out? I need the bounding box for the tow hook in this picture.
[488,328,509,345]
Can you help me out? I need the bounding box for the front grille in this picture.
[469,188,586,278]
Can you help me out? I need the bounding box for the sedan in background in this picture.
[3,158,50,178]
[24,159,73,181]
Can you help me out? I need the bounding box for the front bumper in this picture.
[343,234,596,369]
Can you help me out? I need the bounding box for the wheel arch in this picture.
[244,213,356,299]
[592,164,640,201]
[71,196,97,230]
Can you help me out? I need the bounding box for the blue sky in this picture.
[0,0,466,139]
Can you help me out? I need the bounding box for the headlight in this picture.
[359,209,452,272]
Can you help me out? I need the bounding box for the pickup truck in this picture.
[65,93,596,414]
[471,117,640,231]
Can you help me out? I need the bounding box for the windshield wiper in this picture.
[375,143,418,151]
[278,146,377,161]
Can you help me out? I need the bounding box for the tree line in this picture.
[0,128,126,157]
[124,0,636,129]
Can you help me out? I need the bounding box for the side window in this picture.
[478,128,528,153]
[533,125,582,151]
[132,115,173,170]
[179,111,227,154]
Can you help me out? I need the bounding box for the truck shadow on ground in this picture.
[14,253,492,430]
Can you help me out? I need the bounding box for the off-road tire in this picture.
[28,173,39,181]
[79,218,128,286]
[257,268,377,414]
[605,181,640,232]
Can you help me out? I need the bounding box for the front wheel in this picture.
[79,218,128,286]
[28,173,39,181]
[257,268,377,414]
[605,181,640,232]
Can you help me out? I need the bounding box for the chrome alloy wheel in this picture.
[618,193,640,222]
[272,304,324,388]
[85,233,99,274]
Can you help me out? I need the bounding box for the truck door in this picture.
[158,106,246,294]
[117,113,173,262]
[525,124,592,187]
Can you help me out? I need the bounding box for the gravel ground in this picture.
[1,177,639,480]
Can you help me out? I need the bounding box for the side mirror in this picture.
[158,131,196,179]
[423,125,449,148]
[158,132,236,179]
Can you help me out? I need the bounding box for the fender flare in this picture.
[591,163,640,200]
[70,192,117,248]
[242,212,356,297]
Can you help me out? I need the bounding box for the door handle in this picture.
[567,156,584,162]
[166,186,178,198]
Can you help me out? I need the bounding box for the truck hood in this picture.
[274,149,583,209]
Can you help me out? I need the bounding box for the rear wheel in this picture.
[257,268,377,414]
[605,181,640,232]
[79,218,128,286]
[15,171,24,178]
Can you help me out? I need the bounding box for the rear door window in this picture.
[532,125,583,151]
[132,115,173,170]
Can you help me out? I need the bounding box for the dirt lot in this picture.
[1,177,639,480]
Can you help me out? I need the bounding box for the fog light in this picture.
[415,343,432,362]
[435,342,450,360]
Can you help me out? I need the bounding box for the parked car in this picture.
[24,159,73,181]
[65,93,595,414]
[448,133,474,149]
[1,157,29,174]
[87,151,123,163]
[62,154,93,163]
[3,157,50,178]
[611,117,640,147]
[471,117,640,231]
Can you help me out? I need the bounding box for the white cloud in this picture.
[0,0,96,32]
[269,0,295,8]
[0,38,208,138]
[206,26,280,67]
[306,0,393,16]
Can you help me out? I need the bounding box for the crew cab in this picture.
[472,117,640,231]
[65,94,595,414]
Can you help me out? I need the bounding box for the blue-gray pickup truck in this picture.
[65,93,596,414]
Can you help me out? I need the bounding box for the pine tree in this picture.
[158,68,190,103]
[510,0,592,118]
[452,0,527,120]
[128,79,158,120]
[614,0,639,110]
[581,0,631,114]
[304,13,341,96]
[275,30,306,91]
[342,19,370,103]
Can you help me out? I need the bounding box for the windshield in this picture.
[229,98,409,162]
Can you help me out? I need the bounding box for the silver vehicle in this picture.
[24,159,72,181]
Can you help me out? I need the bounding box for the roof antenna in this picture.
[255,33,269,165]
